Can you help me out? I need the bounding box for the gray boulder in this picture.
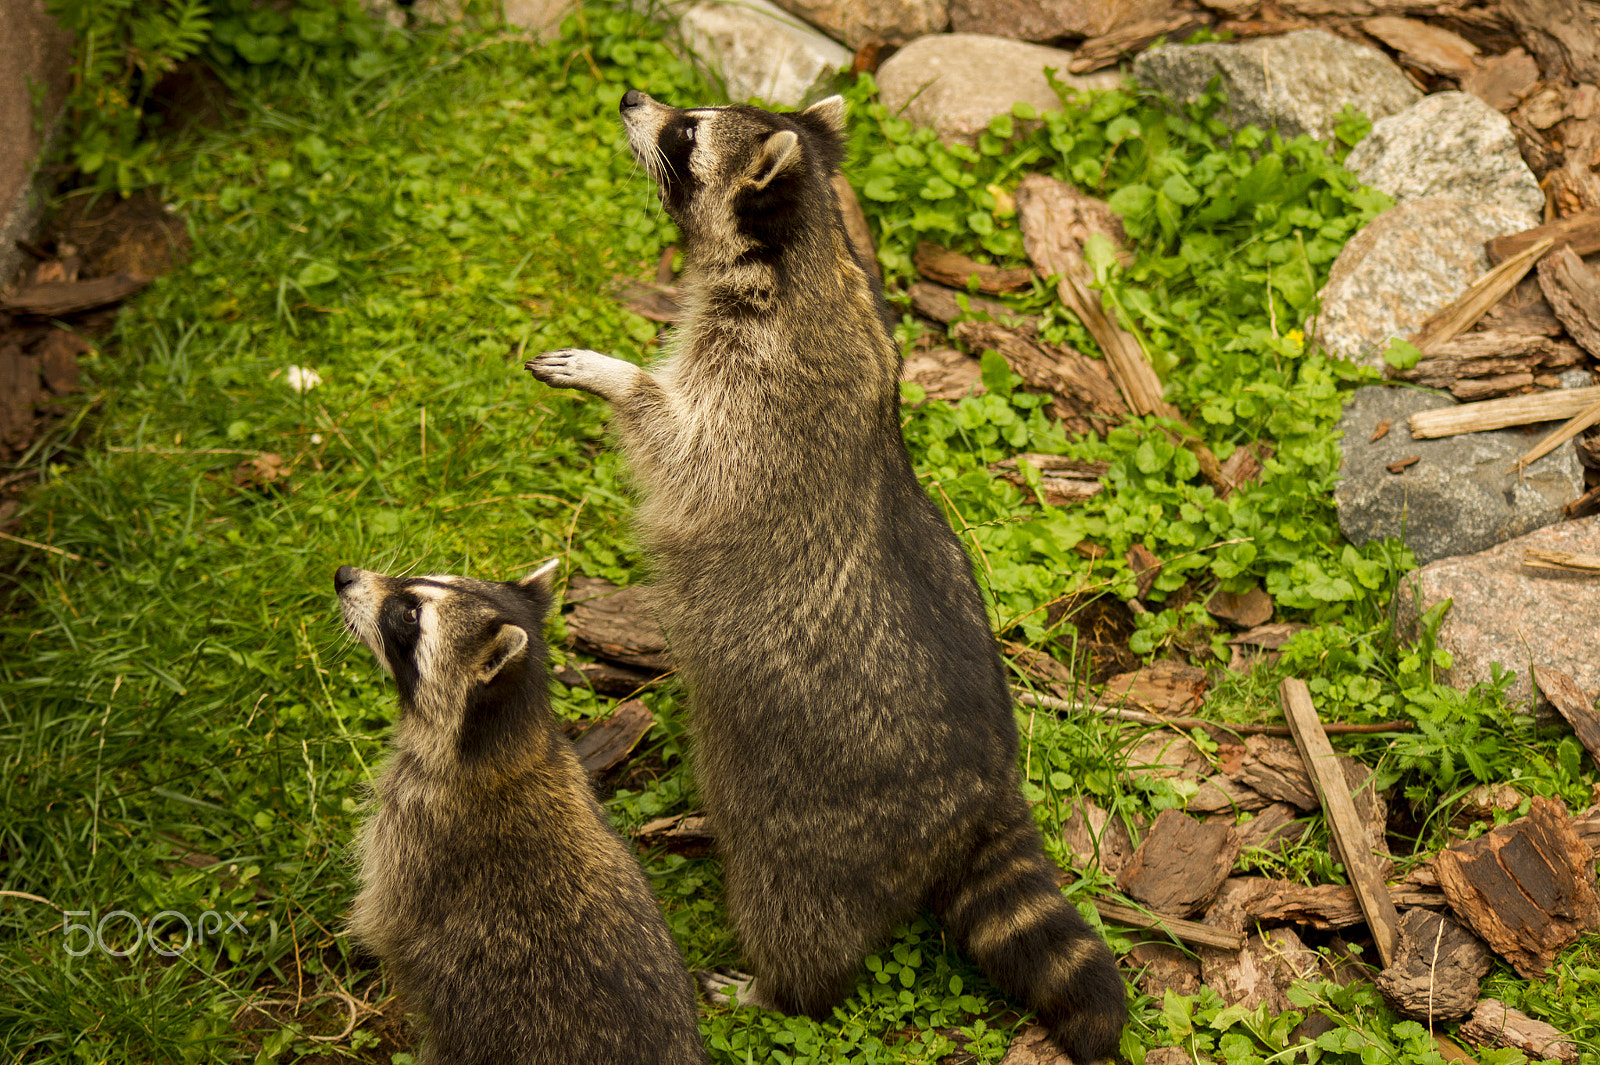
[1345,92,1544,231]
[768,0,947,49]
[1335,385,1585,566]
[876,34,1122,146]
[1316,197,1532,370]
[1133,30,1419,143]
[1394,514,1600,708]
[676,0,851,107]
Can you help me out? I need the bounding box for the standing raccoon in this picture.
[526,91,1127,1062]
[335,561,708,1065]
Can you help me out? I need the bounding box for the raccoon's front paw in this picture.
[524,348,638,400]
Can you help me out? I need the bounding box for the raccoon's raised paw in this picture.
[524,348,637,399]
[695,968,775,1011]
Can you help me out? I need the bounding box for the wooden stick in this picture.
[1507,393,1600,473]
[1017,690,1413,736]
[0,530,98,565]
[1279,678,1400,968]
[1091,899,1244,951]
[1410,237,1554,353]
[1408,386,1600,439]
[1522,549,1600,574]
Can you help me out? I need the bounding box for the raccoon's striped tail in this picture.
[934,799,1127,1064]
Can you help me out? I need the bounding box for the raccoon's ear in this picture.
[477,623,529,684]
[800,95,847,136]
[517,558,560,594]
[751,129,802,190]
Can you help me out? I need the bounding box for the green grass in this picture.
[2,6,1596,1064]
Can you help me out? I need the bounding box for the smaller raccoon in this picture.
[335,561,708,1065]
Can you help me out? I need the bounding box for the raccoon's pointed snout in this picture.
[334,565,359,592]
[621,88,647,111]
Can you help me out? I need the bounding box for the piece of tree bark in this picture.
[1061,797,1138,876]
[614,278,681,323]
[832,174,880,279]
[1463,48,1541,112]
[1242,879,1365,929]
[1486,207,1600,264]
[1125,543,1163,600]
[951,319,1128,433]
[1362,16,1479,76]
[1389,332,1584,389]
[1537,244,1600,359]
[1435,796,1600,979]
[1103,659,1206,714]
[1449,374,1535,401]
[1408,384,1600,438]
[0,273,150,316]
[907,280,1016,325]
[1188,774,1273,814]
[1206,585,1273,628]
[1235,803,1310,860]
[1014,174,1176,421]
[998,1024,1072,1065]
[1458,998,1582,1064]
[1375,909,1492,1022]
[1280,679,1400,967]
[1068,13,1210,73]
[1116,809,1241,917]
[1523,547,1600,573]
[913,242,1034,294]
[1200,926,1320,1013]
[0,345,42,453]
[566,699,655,777]
[1533,666,1600,767]
[1503,0,1600,83]
[1092,898,1244,950]
[564,576,672,671]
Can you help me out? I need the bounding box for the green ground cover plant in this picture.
[2,5,1596,1063]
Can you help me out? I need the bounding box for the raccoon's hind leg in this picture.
[526,348,650,405]
[933,796,1127,1064]
[722,854,887,1020]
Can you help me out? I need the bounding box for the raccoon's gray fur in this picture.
[335,561,708,1065]
[525,91,1126,1062]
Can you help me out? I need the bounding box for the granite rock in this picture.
[877,34,1122,146]
[676,0,851,107]
[1316,197,1532,369]
[1336,385,1585,566]
[768,0,947,49]
[1394,515,1600,708]
[1133,30,1419,143]
[1345,92,1543,230]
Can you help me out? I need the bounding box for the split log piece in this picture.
[0,273,150,316]
[1408,385,1600,438]
[1409,238,1553,353]
[1502,0,1600,86]
[1361,17,1479,77]
[1279,678,1400,967]
[1506,392,1600,473]
[1486,207,1600,264]
[1434,796,1600,979]
[907,280,1016,325]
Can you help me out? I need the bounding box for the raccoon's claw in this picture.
[695,968,772,1010]
[524,348,638,400]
